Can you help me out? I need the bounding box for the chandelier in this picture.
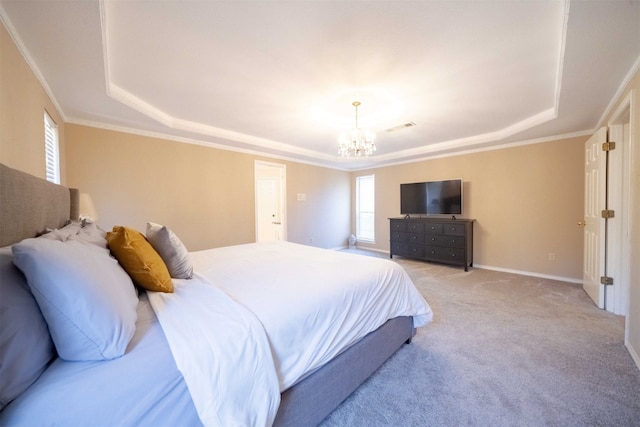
[338,101,376,157]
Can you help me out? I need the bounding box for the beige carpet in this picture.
[320,251,640,426]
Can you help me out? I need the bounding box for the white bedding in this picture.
[150,241,432,427]
[148,278,280,427]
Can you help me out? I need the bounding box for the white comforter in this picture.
[148,276,280,427]
[149,242,432,427]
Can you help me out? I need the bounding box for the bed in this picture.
[0,162,433,426]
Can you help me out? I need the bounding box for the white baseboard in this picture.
[346,247,583,284]
[354,246,389,255]
[625,339,640,371]
[473,264,582,284]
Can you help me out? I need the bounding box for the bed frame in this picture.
[0,162,415,426]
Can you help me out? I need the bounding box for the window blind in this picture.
[44,111,59,184]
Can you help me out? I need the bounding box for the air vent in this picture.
[385,122,416,133]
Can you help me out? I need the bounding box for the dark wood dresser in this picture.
[389,217,475,271]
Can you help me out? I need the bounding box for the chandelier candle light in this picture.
[338,101,376,157]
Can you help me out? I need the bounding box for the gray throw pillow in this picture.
[146,222,193,279]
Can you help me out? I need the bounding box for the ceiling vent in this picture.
[385,122,416,133]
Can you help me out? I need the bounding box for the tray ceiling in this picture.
[1,0,639,170]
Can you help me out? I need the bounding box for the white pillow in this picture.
[12,238,138,361]
[146,222,193,279]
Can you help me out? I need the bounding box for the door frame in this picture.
[254,160,287,242]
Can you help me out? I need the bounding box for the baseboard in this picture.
[625,339,640,371]
[344,248,583,285]
[354,246,389,255]
[474,264,582,284]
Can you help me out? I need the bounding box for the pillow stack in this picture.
[106,226,174,293]
[105,223,194,292]
[8,220,193,370]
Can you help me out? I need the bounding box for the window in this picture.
[356,174,375,242]
[44,111,59,184]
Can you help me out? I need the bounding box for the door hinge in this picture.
[600,276,614,286]
[601,209,615,219]
[602,141,616,151]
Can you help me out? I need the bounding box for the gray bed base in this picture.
[0,162,415,426]
[274,316,415,427]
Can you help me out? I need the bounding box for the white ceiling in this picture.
[1,0,639,170]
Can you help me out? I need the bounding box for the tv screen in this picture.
[401,179,462,215]
[400,182,428,215]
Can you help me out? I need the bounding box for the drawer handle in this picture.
[431,237,436,241]
[451,227,456,231]
[452,239,456,244]
[431,226,436,230]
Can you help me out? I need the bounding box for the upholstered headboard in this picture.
[0,163,79,247]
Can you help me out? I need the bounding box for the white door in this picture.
[257,178,281,241]
[607,103,631,316]
[583,127,607,308]
[255,162,286,242]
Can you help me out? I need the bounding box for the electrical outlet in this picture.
[548,253,556,261]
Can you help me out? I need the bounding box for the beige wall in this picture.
[65,124,351,251]
[352,135,586,281]
[3,13,638,367]
[600,68,640,368]
[0,22,65,180]
[286,161,351,249]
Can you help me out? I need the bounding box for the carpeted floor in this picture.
[320,251,640,427]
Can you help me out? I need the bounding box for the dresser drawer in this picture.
[424,246,465,263]
[406,222,425,233]
[390,242,409,256]
[390,221,407,232]
[390,242,424,258]
[425,234,465,248]
[406,244,425,258]
[390,231,408,242]
[443,223,465,236]
[407,233,422,244]
[424,223,443,234]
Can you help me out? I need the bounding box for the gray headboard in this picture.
[0,163,79,247]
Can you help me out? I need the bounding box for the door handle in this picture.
[577,221,586,226]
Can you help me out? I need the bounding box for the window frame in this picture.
[44,111,60,184]
[355,174,375,243]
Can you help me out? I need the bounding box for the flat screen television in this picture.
[400,179,463,216]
